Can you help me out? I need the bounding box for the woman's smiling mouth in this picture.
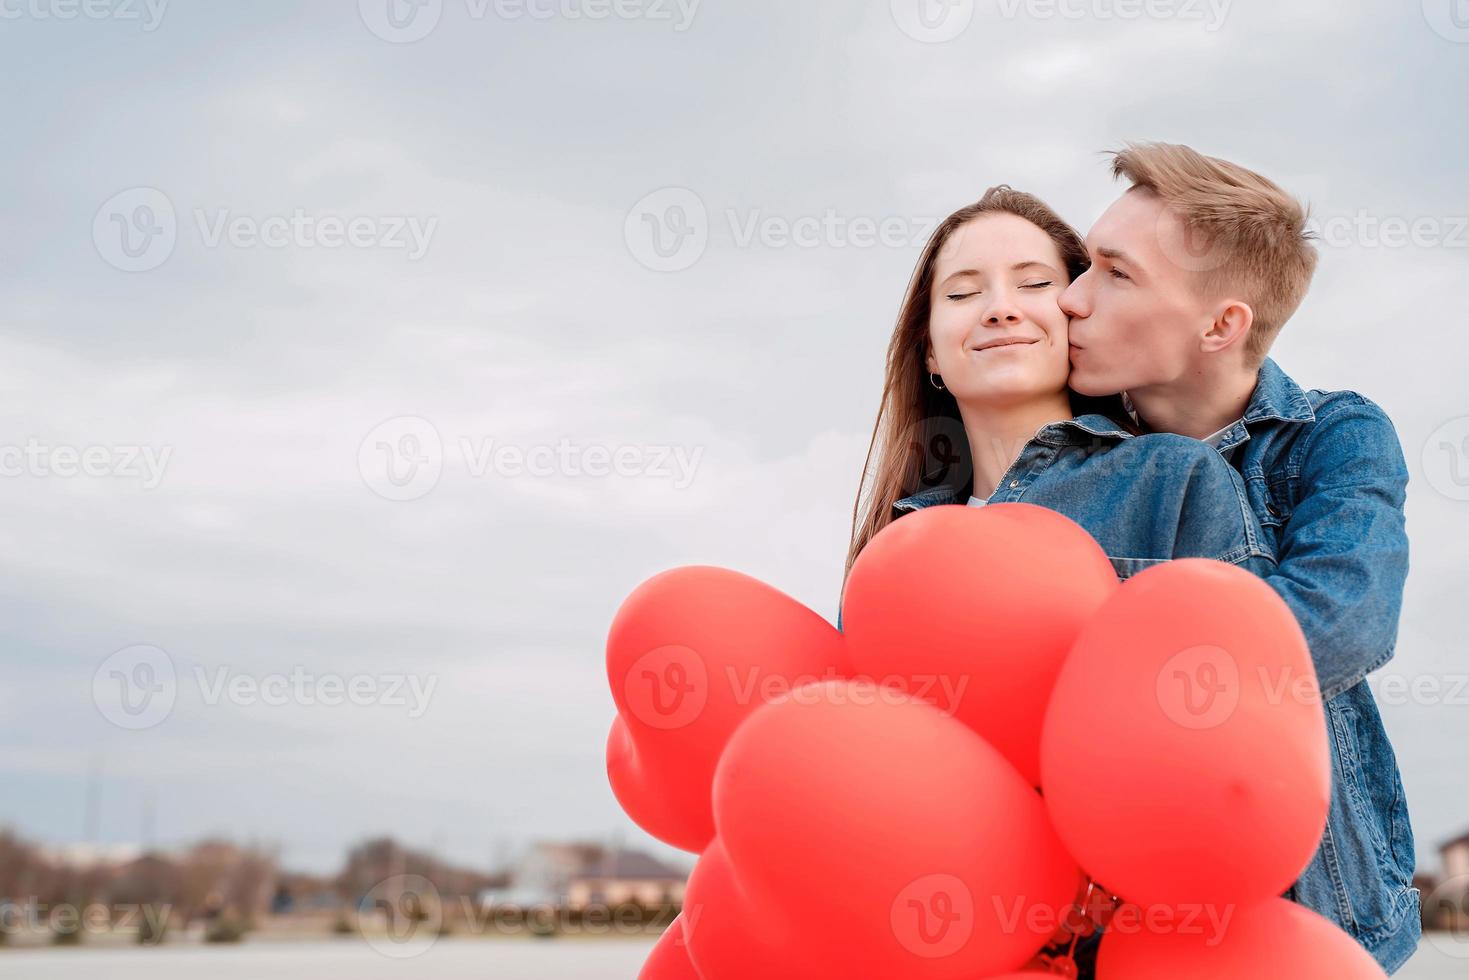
[969,337,1040,353]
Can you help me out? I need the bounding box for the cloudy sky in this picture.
[1,0,1466,876]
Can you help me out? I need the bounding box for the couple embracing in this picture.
[841,142,1419,975]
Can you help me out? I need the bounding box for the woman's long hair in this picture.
[842,186,1110,588]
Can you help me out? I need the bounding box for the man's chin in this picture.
[1066,366,1124,398]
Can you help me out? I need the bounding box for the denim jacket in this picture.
[1209,359,1418,973]
[886,416,1275,579]
[836,416,1274,622]
[844,362,1419,971]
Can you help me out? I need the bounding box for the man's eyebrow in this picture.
[1095,246,1133,263]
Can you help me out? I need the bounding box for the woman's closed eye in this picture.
[947,281,1052,300]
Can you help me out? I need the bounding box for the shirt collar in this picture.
[891,414,1134,513]
[893,484,963,513]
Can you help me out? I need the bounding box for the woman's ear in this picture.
[924,348,938,375]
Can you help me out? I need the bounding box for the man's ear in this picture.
[1201,300,1254,355]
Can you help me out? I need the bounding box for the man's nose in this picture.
[1059,275,1089,318]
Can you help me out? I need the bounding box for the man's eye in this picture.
[1109,268,1130,281]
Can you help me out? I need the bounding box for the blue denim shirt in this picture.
[1207,359,1418,973]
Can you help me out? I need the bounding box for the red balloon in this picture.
[1095,897,1387,978]
[1041,559,1330,906]
[638,917,704,980]
[607,566,847,852]
[691,680,1081,979]
[683,840,798,979]
[841,503,1118,785]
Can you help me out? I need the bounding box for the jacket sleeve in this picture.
[1263,396,1410,700]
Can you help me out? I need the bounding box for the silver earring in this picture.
[929,372,945,391]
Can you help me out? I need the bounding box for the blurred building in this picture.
[482,842,686,911]
[1421,827,1469,931]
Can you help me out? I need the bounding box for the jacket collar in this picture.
[891,412,1133,513]
[1205,358,1316,455]
[1241,358,1316,426]
[892,484,963,513]
[1120,358,1316,455]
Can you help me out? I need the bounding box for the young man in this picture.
[1059,142,1419,973]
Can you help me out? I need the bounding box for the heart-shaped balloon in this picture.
[1041,559,1330,906]
[841,503,1118,785]
[689,680,1081,979]
[1095,897,1387,978]
[607,565,847,852]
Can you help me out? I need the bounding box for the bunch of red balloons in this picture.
[606,503,1388,978]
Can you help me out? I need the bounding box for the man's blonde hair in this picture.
[1110,141,1318,362]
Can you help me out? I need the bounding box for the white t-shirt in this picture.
[967,496,987,508]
